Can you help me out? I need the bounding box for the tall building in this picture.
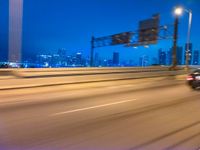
[193,50,199,65]
[76,52,82,66]
[166,50,172,65]
[94,52,99,67]
[158,49,166,65]
[113,52,119,65]
[66,55,72,66]
[57,48,66,57]
[185,43,193,65]
[57,48,67,66]
[167,46,183,65]
[51,54,60,67]
[36,55,52,67]
[152,57,158,65]
[177,46,183,65]
[102,59,108,67]
[139,57,143,66]
[139,55,149,67]
[9,0,23,62]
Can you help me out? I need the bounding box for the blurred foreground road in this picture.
[0,77,200,150]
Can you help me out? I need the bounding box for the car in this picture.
[187,69,200,89]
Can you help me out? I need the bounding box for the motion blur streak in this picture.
[8,0,23,63]
[0,75,200,149]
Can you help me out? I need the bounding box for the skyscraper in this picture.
[151,57,158,65]
[158,49,166,65]
[166,49,172,65]
[185,43,193,65]
[113,52,119,65]
[139,55,149,67]
[94,52,99,67]
[177,46,183,65]
[76,52,82,66]
[193,50,199,65]
[57,48,67,66]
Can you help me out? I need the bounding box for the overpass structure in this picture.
[1,67,200,150]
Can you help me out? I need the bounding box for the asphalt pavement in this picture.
[0,78,200,150]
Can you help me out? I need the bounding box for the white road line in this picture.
[51,99,137,116]
[106,84,135,89]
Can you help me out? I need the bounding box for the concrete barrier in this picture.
[0,69,186,91]
[0,66,172,78]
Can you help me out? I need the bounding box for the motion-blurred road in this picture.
[0,77,200,150]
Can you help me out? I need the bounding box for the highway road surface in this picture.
[0,77,200,150]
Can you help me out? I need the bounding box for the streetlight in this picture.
[170,8,179,70]
[174,7,183,16]
[174,6,192,71]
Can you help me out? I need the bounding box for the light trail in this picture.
[8,0,23,63]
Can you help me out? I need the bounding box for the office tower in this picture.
[177,46,183,65]
[193,50,199,65]
[66,55,72,66]
[139,55,149,67]
[51,54,60,67]
[158,49,166,65]
[76,52,82,66]
[185,43,193,65]
[94,52,99,67]
[152,57,158,65]
[57,48,67,66]
[167,50,172,65]
[167,46,183,65]
[113,52,119,65]
[139,57,143,66]
[36,55,52,67]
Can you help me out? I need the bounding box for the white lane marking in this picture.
[106,84,135,89]
[51,99,137,116]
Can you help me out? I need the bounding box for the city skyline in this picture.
[6,42,197,68]
[0,0,200,63]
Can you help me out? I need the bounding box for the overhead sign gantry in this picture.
[90,14,174,67]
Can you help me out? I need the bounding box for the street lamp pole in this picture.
[174,7,192,71]
[185,10,192,71]
[171,15,178,70]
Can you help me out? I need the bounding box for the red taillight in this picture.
[187,75,194,81]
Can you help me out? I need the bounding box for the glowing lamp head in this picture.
[174,7,183,16]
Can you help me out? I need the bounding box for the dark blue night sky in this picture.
[0,0,200,62]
